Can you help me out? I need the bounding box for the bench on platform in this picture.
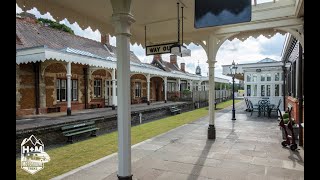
[169,106,181,115]
[61,121,99,143]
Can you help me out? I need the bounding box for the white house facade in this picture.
[222,58,284,110]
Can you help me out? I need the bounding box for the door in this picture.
[105,79,117,106]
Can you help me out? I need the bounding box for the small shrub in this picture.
[282,113,289,119]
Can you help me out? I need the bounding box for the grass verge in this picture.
[16,99,242,179]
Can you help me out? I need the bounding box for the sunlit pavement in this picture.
[52,101,304,180]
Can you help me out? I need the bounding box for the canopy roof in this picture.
[17,0,303,46]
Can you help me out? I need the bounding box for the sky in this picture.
[16,4,287,82]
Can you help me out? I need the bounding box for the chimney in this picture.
[180,63,185,72]
[101,34,109,45]
[170,55,177,65]
[153,54,163,63]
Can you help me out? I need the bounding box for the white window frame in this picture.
[72,79,78,101]
[94,79,102,98]
[135,82,142,97]
[56,79,67,102]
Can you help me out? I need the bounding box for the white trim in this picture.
[16,46,230,83]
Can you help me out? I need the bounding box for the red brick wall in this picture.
[19,64,35,109]
[90,69,111,105]
[131,74,147,103]
[285,96,303,124]
[17,62,89,116]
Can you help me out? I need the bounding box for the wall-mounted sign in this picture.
[146,43,177,56]
[256,69,261,72]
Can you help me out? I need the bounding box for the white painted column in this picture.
[189,80,193,91]
[164,77,167,103]
[207,34,218,139]
[198,81,202,91]
[270,84,274,97]
[177,79,181,91]
[112,69,117,107]
[111,0,135,178]
[147,74,150,105]
[224,84,227,99]
[219,83,222,101]
[244,84,247,96]
[67,62,72,116]
[257,84,261,97]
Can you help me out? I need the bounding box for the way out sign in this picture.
[146,43,176,56]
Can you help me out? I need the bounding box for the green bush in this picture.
[282,113,289,119]
[283,118,295,125]
[37,18,75,34]
[182,89,191,94]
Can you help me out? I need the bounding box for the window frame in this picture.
[94,79,102,98]
[135,81,142,97]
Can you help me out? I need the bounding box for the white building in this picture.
[222,58,284,110]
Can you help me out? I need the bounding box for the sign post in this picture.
[145,43,176,56]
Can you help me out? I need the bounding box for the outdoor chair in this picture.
[244,97,251,111]
[268,99,282,118]
[248,100,259,116]
[258,99,270,117]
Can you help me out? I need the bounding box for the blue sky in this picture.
[16,4,287,82]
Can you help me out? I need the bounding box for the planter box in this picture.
[280,125,299,140]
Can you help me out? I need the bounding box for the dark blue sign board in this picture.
[194,0,252,29]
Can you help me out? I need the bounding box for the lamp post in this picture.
[230,60,238,120]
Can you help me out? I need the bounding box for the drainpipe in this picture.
[33,62,40,114]
[297,44,303,146]
[282,64,286,111]
[83,66,88,109]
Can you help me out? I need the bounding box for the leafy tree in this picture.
[37,18,74,34]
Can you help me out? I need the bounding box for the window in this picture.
[56,79,66,102]
[275,72,280,81]
[72,80,78,101]
[247,85,251,96]
[246,74,251,82]
[266,85,270,96]
[181,83,187,91]
[253,85,257,96]
[275,84,279,96]
[56,79,78,102]
[135,82,141,97]
[261,85,265,96]
[94,79,102,97]
[252,74,257,82]
[267,74,271,81]
[261,74,266,81]
[167,82,175,92]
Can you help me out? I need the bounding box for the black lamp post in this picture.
[230,60,238,120]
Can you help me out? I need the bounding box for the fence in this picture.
[167,90,232,104]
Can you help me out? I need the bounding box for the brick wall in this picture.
[88,69,111,107]
[16,62,89,116]
[19,64,35,109]
[285,96,299,124]
[131,74,147,103]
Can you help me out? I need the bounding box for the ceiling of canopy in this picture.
[16,0,303,46]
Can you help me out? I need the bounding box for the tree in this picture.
[37,18,74,34]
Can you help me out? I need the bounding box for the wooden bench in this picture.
[61,121,99,143]
[169,106,181,115]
